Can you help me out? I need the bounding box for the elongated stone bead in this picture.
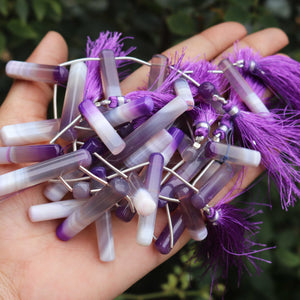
[0,119,60,146]
[136,153,164,246]
[5,60,68,84]
[218,59,269,113]
[0,144,62,164]
[56,177,129,241]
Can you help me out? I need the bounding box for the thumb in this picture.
[0,31,68,127]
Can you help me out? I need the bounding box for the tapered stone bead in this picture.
[59,62,87,141]
[56,177,129,241]
[198,82,225,114]
[206,141,261,167]
[193,160,222,189]
[107,96,188,165]
[5,60,68,84]
[0,119,60,146]
[103,96,154,127]
[154,209,185,254]
[115,200,136,222]
[136,153,164,246]
[0,149,91,199]
[218,59,269,113]
[29,199,86,222]
[0,144,62,164]
[191,163,241,209]
[79,100,125,155]
[91,167,115,262]
[124,129,172,168]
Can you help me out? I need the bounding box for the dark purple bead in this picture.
[154,209,185,254]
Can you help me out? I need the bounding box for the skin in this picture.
[0,22,288,300]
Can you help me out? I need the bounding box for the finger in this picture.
[0,31,68,127]
[215,27,289,61]
[121,22,247,94]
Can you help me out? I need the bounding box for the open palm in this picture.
[0,23,288,300]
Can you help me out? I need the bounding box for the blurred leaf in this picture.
[32,0,47,21]
[249,272,275,299]
[0,0,8,16]
[155,0,188,9]
[166,10,197,36]
[224,5,251,24]
[47,0,62,19]
[0,32,6,55]
[16,0,29,23]
[276,249,300,268]
[6,19,38,39]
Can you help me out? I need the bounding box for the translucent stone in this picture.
[5,60,68,84]
[29,199,86,222]
[154,209,185,254]
[56,177,129,241]
[147,54,168,91]
[59,62,87,141]
[206,141,261,167]
[0,119,60,146]
[136,153,164,246]
[218,59,269,113]
[0,149,91,199]
[79,100,125,155]
[0,144,62,164]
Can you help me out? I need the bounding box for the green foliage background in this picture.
[0,0,299,299]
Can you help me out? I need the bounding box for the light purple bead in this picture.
[59,62,87,141]
[99,49,122,99]
[148,54,168,91]
[218,59,269,113]
[191,163,236,209]
[178,134,198,162]
[79,100,125,155]
[5,60,68,84]
[136,153,164,246]
[56,177,129,241]
[72,181,90,199]
[0,149,92,199]
[106,95,188,165]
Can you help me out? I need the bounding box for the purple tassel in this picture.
[84,31,136,102]
[223,74,300,210]
[226,45,300,110]
[188,103,219,140]
[193,203,275,289]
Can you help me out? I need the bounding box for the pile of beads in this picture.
[1,32,299,284]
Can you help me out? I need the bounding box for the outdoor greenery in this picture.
[0,0,299,299]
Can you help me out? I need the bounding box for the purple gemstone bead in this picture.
[154,209,185,254]
[191,163,236,209]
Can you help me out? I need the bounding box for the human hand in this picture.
[0,22,288,299]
